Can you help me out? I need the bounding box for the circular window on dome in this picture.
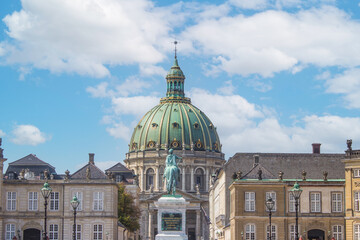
[195,139,203,149]
[148,141,156,148]
[171,139,181,149]
[193,122,200,129]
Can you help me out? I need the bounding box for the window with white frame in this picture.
[6,192,16,211]
[331,192,342,213]
[266,192,277,211]
[289,193,295,212]
[266,224,276,240]
[73,224,82,240]
[93,224,103,240]
[28,192,38,211]
[355,192,360,211]
[354,224,360,240]
[310,192,321,212]
[50,192,60,211]
[245,192,255,212]
[72,192,83,211]
[289,224,300,240]
[354,169,360,178]
[49,224,59,240]
[5,224,15,240]
[332,225,343,240]
[245,224,255,240]
[93,192,104,211]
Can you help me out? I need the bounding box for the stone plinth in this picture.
[155,195,189,240]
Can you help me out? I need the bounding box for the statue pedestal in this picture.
[155,195,189,240]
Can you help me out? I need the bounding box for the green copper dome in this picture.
[129,57,221,153]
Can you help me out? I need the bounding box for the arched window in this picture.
[174,81,177,90]
[170,82,173,91]
[146,168,155,190]
[194,168,205,192]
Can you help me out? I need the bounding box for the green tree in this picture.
[118,183,141,232]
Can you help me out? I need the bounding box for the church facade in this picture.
[124,54,225,240]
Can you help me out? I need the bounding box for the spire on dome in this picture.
[160,42,190,104]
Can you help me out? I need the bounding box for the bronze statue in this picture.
[163,149,181,195]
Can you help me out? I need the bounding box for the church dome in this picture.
[128,56,221,153]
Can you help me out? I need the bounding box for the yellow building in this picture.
[343,140,360,239]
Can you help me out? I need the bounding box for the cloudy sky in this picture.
[1,0,360,173]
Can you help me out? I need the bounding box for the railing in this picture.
[346,150,360,158]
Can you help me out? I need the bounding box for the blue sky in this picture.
[1,0,360,174]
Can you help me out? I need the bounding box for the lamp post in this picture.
[71,196,80,240]
[290,182,303,240]
[41,182,52,240]
[265,197,275,240]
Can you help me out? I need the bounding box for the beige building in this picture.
[343,140,360,239]
[0,147,119,240]
[209,144,346,240]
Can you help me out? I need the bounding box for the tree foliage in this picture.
[118,183,141,232]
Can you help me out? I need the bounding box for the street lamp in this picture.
[41,182,52,240]
[71,195,80,240]
[265,197,275,240]
[290,182,303,240]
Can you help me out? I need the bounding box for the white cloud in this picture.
[106,122,132,141]
[324,68,360,109]
[11,124,49,145]
[217,80,235,95]
[2,0,181,77]
[182,6,360,77]
[0,130,5,137]
[111,95,159,117]
[229,0,268,10]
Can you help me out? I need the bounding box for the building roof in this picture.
[71,163,107,179]
[226,152,345,179]
[106,162,132,172]
[9,154,55,169]
[128,56,221,153]
[242,162,276,179]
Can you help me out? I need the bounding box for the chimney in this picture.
[89,153,95,164]
[312,143,321,154]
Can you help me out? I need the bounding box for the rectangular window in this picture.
[5,224,15,240]
[245,192,255,212]
[289,224,300,240]
[310,192,321,212]
[245,224,255,240]
[266,192,277,211]
[28,192,38,211]
[355,224,360,240]
[93,192,104,211]
[73,224,82,240]
[50,192,60,211]
[355,192,360,211]
[49,224,59,240]
[267,225,276,240]
[73,192,83,211]
[93,224,103,240]
[289,193,295,212]
[332,225,343,240]
[354,169,360,178]
[6,192,16,211]
[332,192,342,213]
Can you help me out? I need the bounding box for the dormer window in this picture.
[137,125,142,129]
[172,122,179,128]
[152,123,158,128]
[194,123,199,129]
[188,109,192,112]
[209,124,213,129]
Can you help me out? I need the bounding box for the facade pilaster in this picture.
[206,167,209,191]
[140,166,145,191]
[196,209,201,240]
[155,167,159,191]
[148,210,154,240]
[191,166,194,191]
[182,166,186,191]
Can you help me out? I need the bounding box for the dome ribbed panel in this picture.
[128,102,221,153]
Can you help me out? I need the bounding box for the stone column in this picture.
[205,167,209,191]
[182,166,186,191]
[148,210,153,240]
[196,209,201,240]
[155,167,159,191]
[140,167,145,191]
[191,166,194,191]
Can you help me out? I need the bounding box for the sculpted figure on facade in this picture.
[163,148,181,195]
